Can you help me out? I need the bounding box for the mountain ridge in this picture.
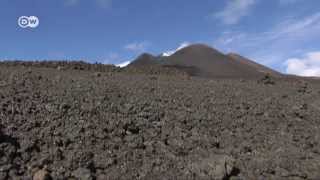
[128,44,281,78]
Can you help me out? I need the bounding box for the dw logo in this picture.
[18,16,39,28]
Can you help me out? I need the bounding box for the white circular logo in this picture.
[18,16,39,28]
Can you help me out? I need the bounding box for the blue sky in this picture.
[1,0,320,76]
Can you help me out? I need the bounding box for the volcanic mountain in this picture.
[129,44,281,78]
[128,53,159,67]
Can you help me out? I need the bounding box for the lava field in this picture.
[1,61,320,180]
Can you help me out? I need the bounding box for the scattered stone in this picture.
[94,72,102,77]
[189,154,239,180]
[57,66,63,71]
[298,83,308,93]
[60,103,71,112]
[33,169,51,180]
[0,81,7,87]
[72,168,93,180]
[258,74,275,85]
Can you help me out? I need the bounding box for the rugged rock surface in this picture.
[0,61,320,179]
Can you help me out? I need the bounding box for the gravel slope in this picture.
[1,62,320,180]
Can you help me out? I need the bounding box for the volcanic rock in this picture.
[0,60,320,179]
[33,169,51,180]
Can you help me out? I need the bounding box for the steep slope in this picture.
[227,53,282,77]
[161,44,267,78]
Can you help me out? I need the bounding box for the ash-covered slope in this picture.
[162,44,270,78]
[227,53,282,77]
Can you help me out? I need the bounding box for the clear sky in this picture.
[1,0,320,76]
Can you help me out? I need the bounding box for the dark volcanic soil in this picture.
[1,62,320,180]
